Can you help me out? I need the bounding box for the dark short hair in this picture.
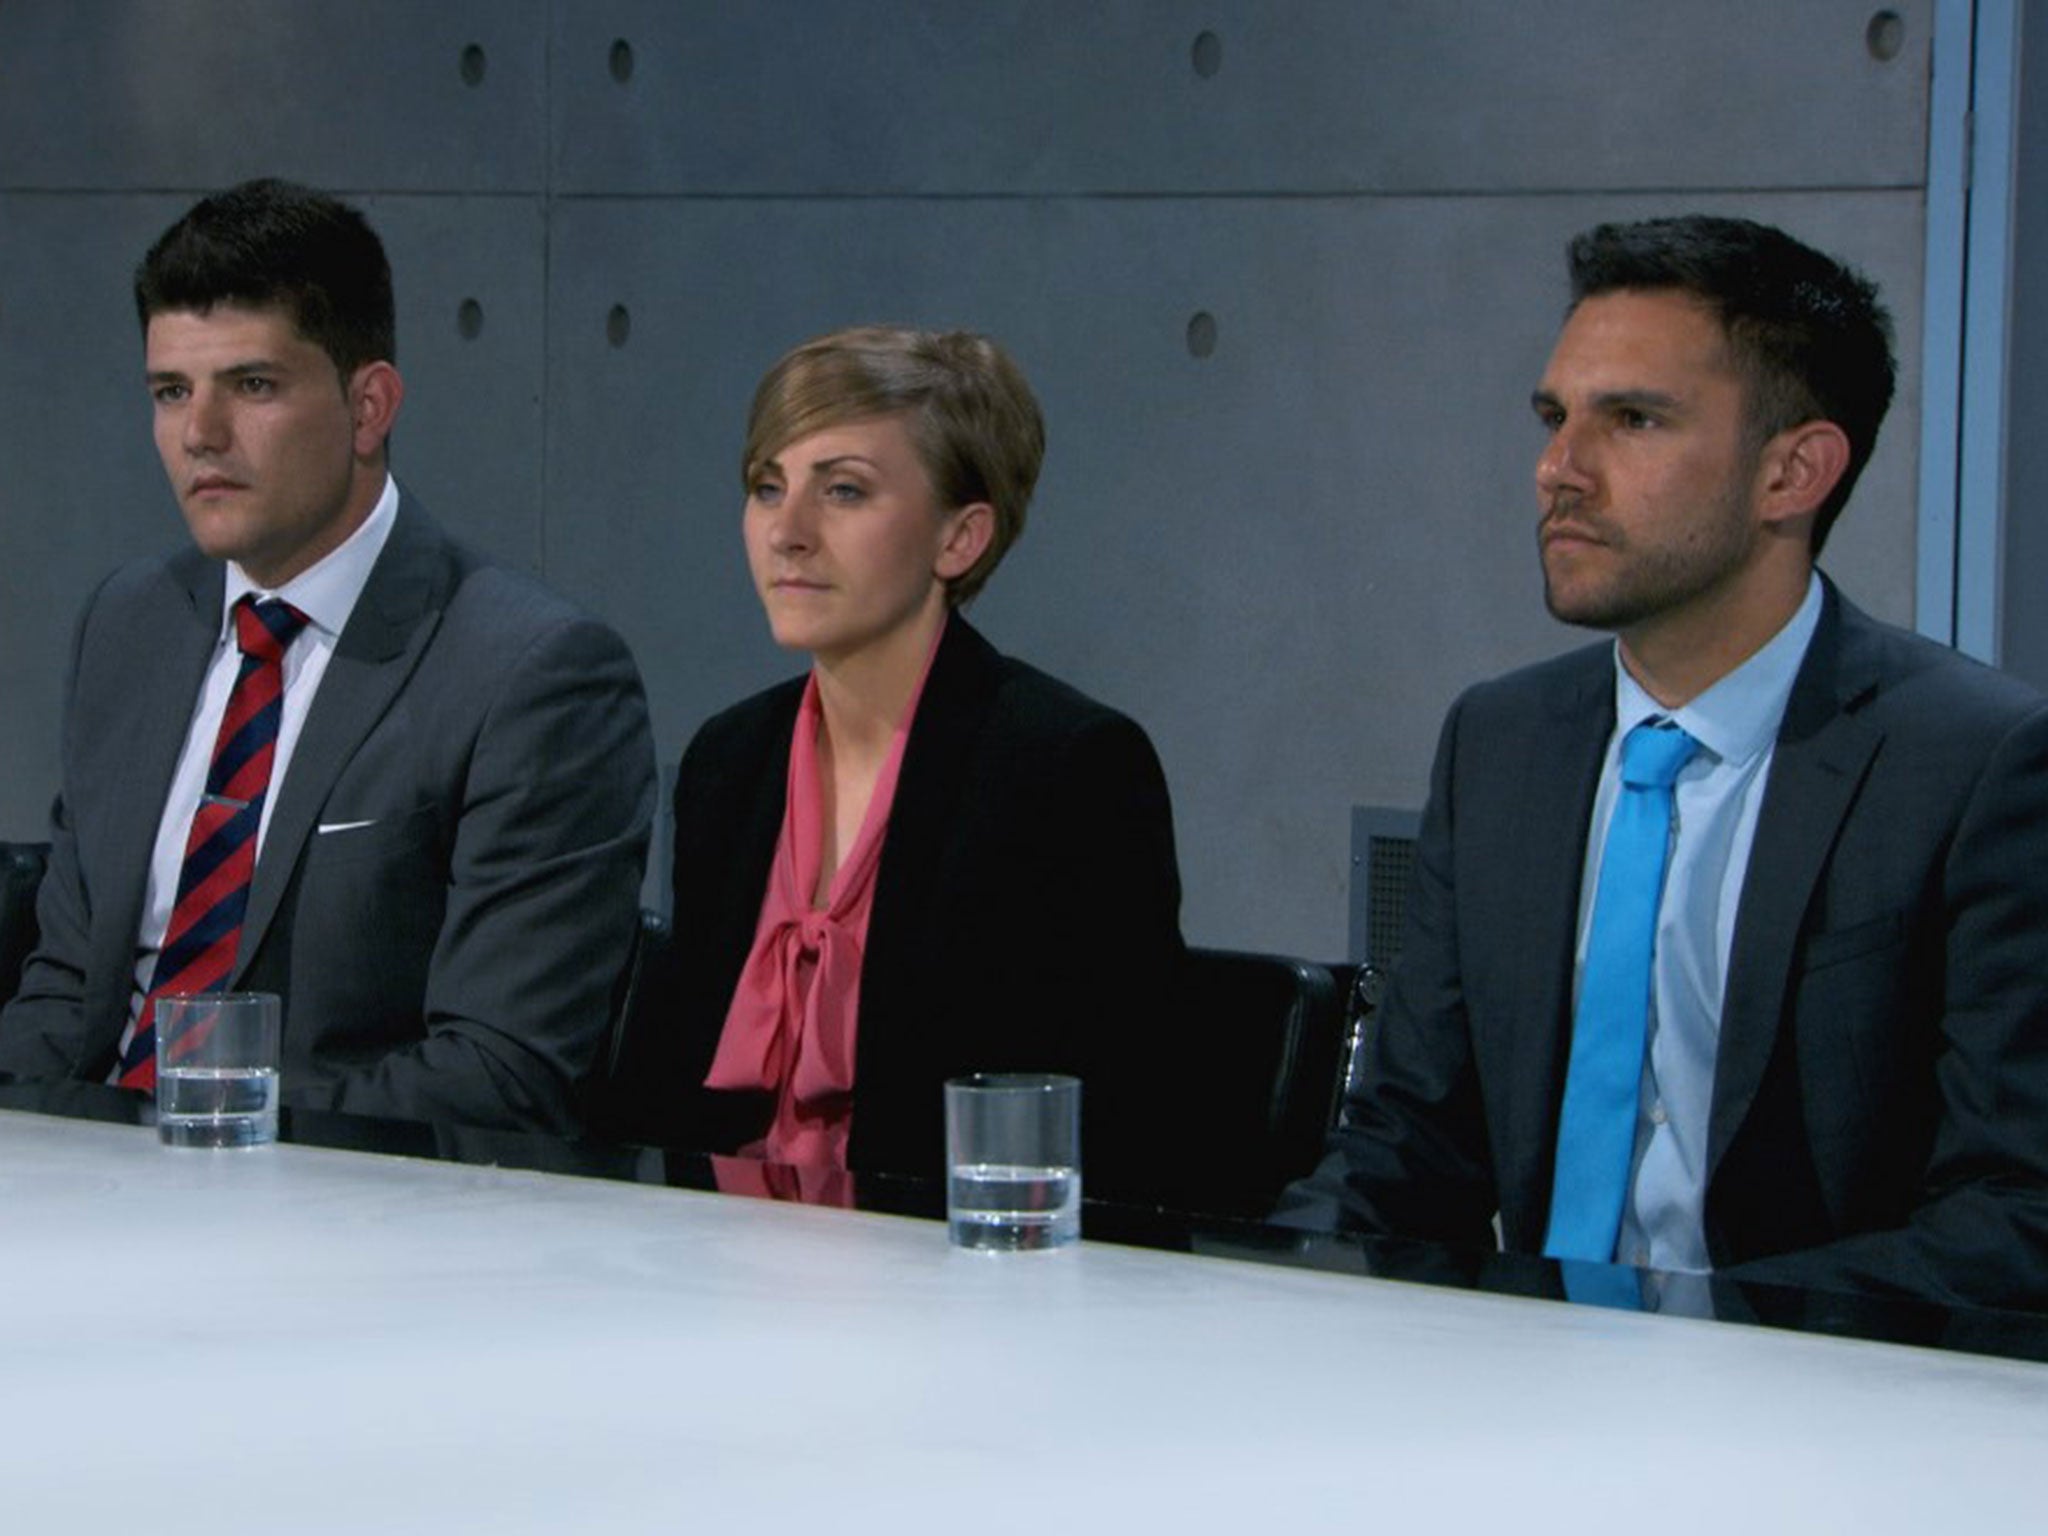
[134,178,395,379]
[1567,215,1895,555]
[743,326,1046,605]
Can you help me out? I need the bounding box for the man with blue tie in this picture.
[1287,215,2048,1311]
[0,179,656,1132]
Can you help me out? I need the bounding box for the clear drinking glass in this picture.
[944,1072,1081,1251]
[155,992,282,1148]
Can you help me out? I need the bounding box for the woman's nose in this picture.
[768,487,819,549]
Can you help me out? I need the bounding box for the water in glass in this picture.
[158,1065,279,1148]
[948,1162,1080,1250]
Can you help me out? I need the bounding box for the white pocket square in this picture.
[316,819,377,835]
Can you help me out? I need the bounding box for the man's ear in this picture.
[348,361,405,459]
[1756,419,1851,532]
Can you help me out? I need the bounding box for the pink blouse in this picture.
[701,632,940,1168]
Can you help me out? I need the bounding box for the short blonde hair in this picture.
[742,325,1045,604]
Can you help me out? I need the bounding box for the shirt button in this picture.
[1649,1102,1669,1126]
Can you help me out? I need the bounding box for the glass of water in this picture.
[944,1073,1081,1251]
[154,992,281,1148]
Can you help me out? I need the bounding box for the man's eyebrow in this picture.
[146,358,286,385]
[1530,387,1685,415]
[1590,388,1683,413]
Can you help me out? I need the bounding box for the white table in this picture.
[2,1107,2042,1533]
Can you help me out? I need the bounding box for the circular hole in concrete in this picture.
[1866,11,1905,62]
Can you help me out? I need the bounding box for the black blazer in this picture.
[618,617,1186,1188]
[1290,583,2048,1310]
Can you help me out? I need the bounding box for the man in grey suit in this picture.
[0,179,656,1133]
[1287,216,2048,1311]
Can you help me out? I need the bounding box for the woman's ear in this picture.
[935,501,996,582]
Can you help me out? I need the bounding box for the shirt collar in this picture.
[1611,572,1824,768]
[220,474,400,643]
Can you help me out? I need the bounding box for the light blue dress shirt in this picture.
[1572,575,1823,1272]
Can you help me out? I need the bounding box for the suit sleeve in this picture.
[1724,702,2048,1309]
[1031,711,1187,1194]
[1272,693,1501,1250]
[300,615,657,1133]
[0,792,93,1079]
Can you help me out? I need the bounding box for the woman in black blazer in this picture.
[621,326,1185,1190]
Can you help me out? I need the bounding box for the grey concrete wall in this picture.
[0,1,1933,959]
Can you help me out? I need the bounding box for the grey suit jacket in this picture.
[1288,582,2048,1310]
[0,493,657,1132]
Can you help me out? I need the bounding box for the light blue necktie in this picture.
[1543,720,1700,1263]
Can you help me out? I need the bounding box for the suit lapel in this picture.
[1496,654,1613,1226]
[869,615,997,906]
[857,617,999,1082]
[86,555,223,1042]
[725,698,798,922]
[1709,586,1883,1179]
[236,498,451,975]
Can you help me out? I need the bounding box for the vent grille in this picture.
[1348,806,1421,966]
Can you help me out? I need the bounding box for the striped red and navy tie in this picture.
[117,595,308,1091]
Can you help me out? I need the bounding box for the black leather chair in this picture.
[1326,961,1387,1130]
[1165,946,1346,1217]
[580,905,672,1137]
[0,842,50,1014]
[579,926,1347,1217]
